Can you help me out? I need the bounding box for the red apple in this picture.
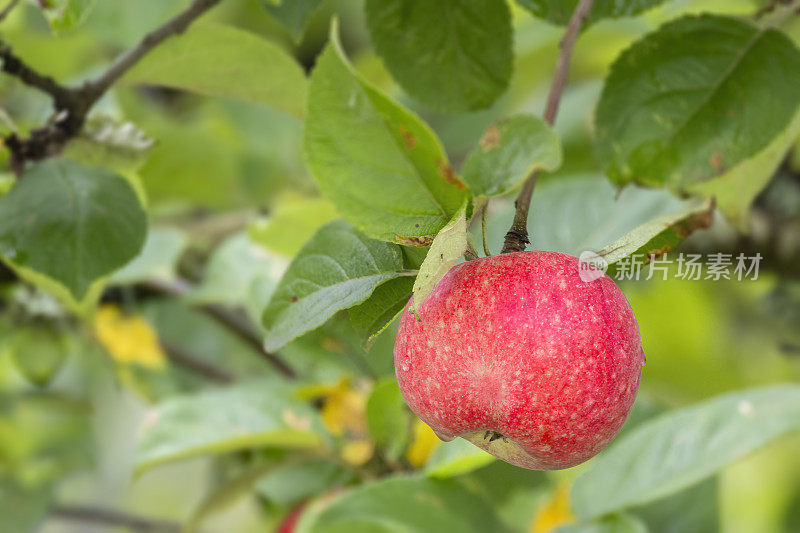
[395,251,644,470]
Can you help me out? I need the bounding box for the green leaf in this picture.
[412,201,469,313]
[0,158,147,300]
[121,23,308,118]
[366,379,410,461]
[249,197,338,257]
[63,115,154,173]
[257,458,354,507]
[571,385,800,520]
[365,0,512,112]
[111,227,187,285]
[349,275,414,349]
[136,380,327,473]
[186,462,277,532]
[598,198,714,276]
[297,476,510,532]
[8,326,70,387]
[425,439,494,478]
[462,115,562,197]
[555,514,647,533]
[0,480,51,533]
[41,0,97,32]
[595,15,800,190]
[262,220,412,352]
[260,0,325,43]
[516,0,665,26]
[685,108,800,228]
[305,22,470,242]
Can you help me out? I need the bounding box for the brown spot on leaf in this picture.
[644,245,671,264]
[437,159,466,189]
[399,126,417,149]
[480,124,501,151]
[396,234,435,247]
[290,295,299,303]
[676,198,715,238]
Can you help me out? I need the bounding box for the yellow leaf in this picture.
[342,439,374,466]
[320,379,369,437]
[94,305,166,369]
[406,418,441,467]
[530,483,575,533]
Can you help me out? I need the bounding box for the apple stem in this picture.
[501,0,596,254]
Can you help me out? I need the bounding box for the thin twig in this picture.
[50,505,181,532]
[162,341,234,384]
[142,278,298,379]
[481,203,491,256]
[501,0,595,254]
[82,0,222,99]
[0,0,20,23]
[1,0,222,171]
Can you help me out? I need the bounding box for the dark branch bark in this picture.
[162,341,234,384]
[501,0,595,254]
[142,278,298,379]
[0,0,222,172]
[50,505,181,532]
[0,0,20,23]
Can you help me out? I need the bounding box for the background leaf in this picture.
[122,23,308,118]
[366,379,410,461]
[424,439,495,478]
[365,0,513,112]
[297,476,511,532]
[263,220,411,352]
[0,158,147,299]
[111,227,187,285]
[462,115,562,197]
[136,380,327,472]
[571,386,800,520]
[595,15,800,191]
[260,0,325,42]
[305,24,470,242]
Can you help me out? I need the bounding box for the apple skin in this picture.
[394,251,644,470]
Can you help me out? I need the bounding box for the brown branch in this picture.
[501,0,595,254]
[1,0,222,172]
[82,0,222,100]
[0,0,20,23]
[162,341,234,384]
[142,278,298,379]
[50,505,181,532]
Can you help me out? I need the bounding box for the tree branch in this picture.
[142,278,298,379]
[162,341,234,384]
[501,0,595,254]
[1,0,222,172]
[50,505,181,532]
[0,0,20,23]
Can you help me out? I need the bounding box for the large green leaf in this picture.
[262,220,412,352]
[571,386,800,520]
[260,0,325,42]
[136,380,326,472]
[0,158,147,300]
[516,0,665,26]
[305,23,470,242]
[365,0,512,112]
[122,24,308,118]
[462,115,562,198]
[595,15,800,190]
[349,276,414,349]
[297,476,510,532]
